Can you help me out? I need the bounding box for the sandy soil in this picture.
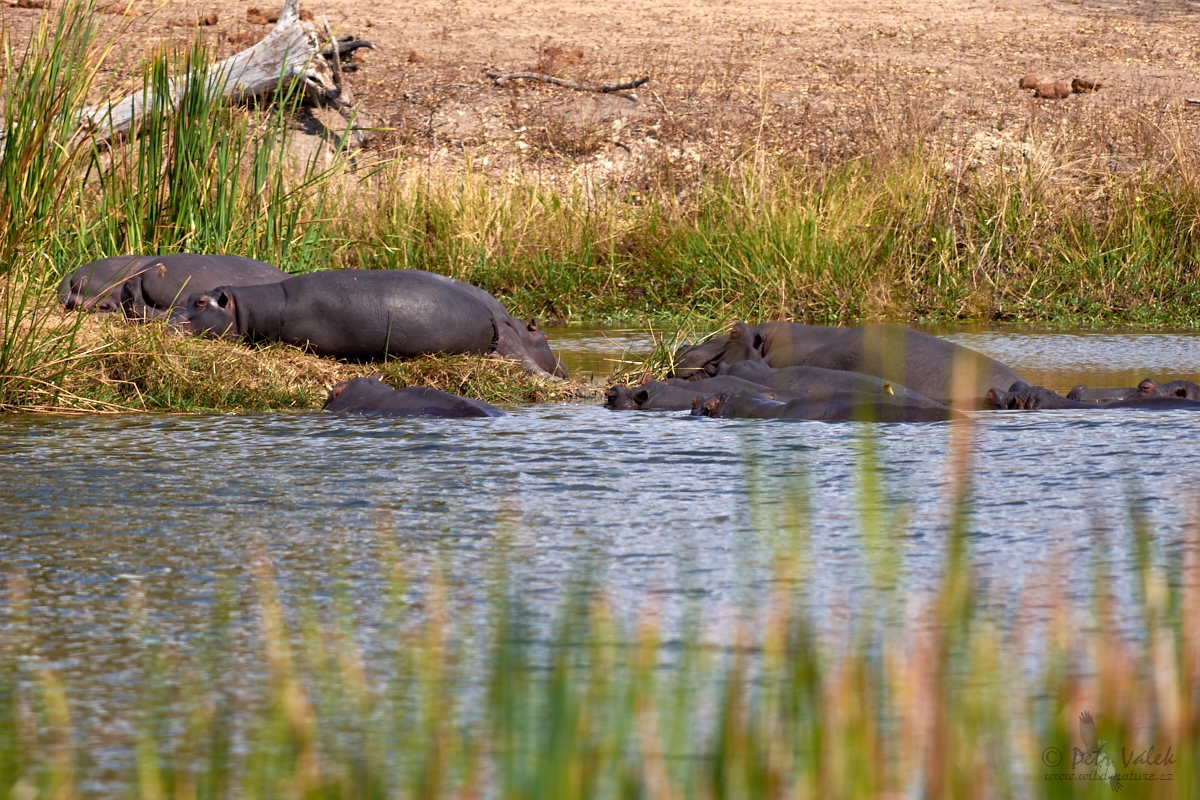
[6,0,1200,175]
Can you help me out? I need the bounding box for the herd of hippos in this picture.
[59,253,1200,421]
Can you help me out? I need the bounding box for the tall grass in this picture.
[0,0,347,411]
[1,426,1195,798]
[344,140,1200,327]
[0,0,105,409]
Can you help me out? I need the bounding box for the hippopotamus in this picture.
[324,375,505,418]
[674,322,1023,405]
[606,375,780,411]
[59,254,287,318]
[766,324,1026,407]
[723,360,947,411]
[692,390,958,422]
[177,269,561,374]
[987,382,1200,411]
[672,321,846,379]
[444,279,566,378]
[750,321,853,368]
[1067,378,1200,404]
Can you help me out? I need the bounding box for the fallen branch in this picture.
[485,71,649,100]
[80,0,346,141]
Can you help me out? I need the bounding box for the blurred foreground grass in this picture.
[1,422,1196,799]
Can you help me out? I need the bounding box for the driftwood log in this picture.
[80,0,369,141]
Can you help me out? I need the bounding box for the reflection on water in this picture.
[3,328,1200,777]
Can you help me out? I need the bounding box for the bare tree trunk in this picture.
[80,0,340,141]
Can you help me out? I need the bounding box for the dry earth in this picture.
[6,0,1200,178]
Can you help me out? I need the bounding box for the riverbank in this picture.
[5,1,1200,412]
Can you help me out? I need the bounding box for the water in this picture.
[2,327,1200,778]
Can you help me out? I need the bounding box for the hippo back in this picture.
[269,270,497,359]
[795,324,1026,406]
[325,376,505,418]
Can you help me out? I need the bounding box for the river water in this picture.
[2,327,1200,779]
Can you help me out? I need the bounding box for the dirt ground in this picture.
[7,0,1200,176]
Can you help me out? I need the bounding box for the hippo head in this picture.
[1164,380,1200,400]
[178,288,237,336]
[604,385,641,410]
[983,388,1010,410]
[720,322,765,367]
[672,335,729,380]
[324,374,393,412]
[59,272,123,313]
[522,318,568,378]
[692,394,723,417]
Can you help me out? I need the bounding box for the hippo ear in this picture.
[217,290,232,309]
[527,318,538,332]
[638,374,654,386]
[1172,386,1188,398]
[371,371,385,381]
[632,388,650,406]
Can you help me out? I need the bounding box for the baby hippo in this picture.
[324,375,505,418]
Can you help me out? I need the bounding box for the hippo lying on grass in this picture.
[178,269,566,378]
[59,254,287,318]
[324,375,505,418]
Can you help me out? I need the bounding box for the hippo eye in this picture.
[195,296,208,308]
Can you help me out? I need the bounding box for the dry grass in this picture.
[37,305,598,413]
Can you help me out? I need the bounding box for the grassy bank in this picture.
[4,3,1200,412]
[1,427,1195,798]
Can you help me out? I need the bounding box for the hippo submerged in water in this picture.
[674,321,1026,406]
[177,269,567,378]
[324,375,505,418]
[691,390,959,422]
[59,254,287,318]
[986,381,1200,411]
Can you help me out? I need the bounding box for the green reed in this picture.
[0,0,104,410]
[1,425,1196,799]
[0,0,347,410]
[343,146,1200,328]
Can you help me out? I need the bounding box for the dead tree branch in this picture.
[485,71,649,101]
